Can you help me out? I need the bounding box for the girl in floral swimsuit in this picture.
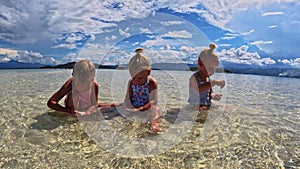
[123,48,162,132]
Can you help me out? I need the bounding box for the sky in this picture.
[0,0,300,68]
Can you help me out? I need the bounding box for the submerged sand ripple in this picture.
[0,70,299,168]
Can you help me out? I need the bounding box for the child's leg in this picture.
[150,105,163,132]
[151,105,162,120]
[199,105,210,111]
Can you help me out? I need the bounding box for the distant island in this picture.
[40,61,231,73]
[40,62,118,69]
[1,60,299,78]
[39,62,300,78]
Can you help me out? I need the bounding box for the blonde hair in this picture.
[198,43,219,65]
[73,59,96,82]
[128,48,151,74]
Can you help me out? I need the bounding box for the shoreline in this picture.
[1,66,299,79]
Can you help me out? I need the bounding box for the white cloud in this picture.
[160,21,185,26]
[75,44,203,65]
[162,30,192,39]
[51,33,87,49]
[199,1,299,29]
[240,29,255,36]
[225,33,239,37]
[141,37,188,48]
[0,0,205,46]
[251,40,273,45]
[221,36,236,40]
[219,45,276,66]
[111,35,117,40]
[119,28,131,37]
[146,48,195,64]
[140,28,152,34]
[105,35,118,41]
[64,33,86,44]
[269,25,278,28]
[0,57,10,63]
[198,1,300,58]
[278,59,290,64]
[0,0,153,46]
[0,48,59,64]
[62,43,130,64]
[218,43,232,47]
[52,43,77,49]
[90,35,96,41]
[278,58,300,67]
[262,11,284,16]
[132,42,140,46]
[0,48,18,55]
[179,46,194,52]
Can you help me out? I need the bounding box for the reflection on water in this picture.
[0,69,299,168]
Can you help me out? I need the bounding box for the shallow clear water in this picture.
[0,69,299,168]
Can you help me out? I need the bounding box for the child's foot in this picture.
[151,121,162,132]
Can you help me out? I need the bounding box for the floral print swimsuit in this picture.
[131,78,150,108]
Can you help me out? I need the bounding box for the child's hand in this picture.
[68,108,77,115]
[85,105,98,115]
[125,108,139,112]
[211,93,223,101]
[74,110,87,116]
[212,80,225,89]
[218,80,225,88]
[110,103,119,107]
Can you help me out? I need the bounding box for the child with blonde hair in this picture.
[123,48,162,132]
[188,43,225,111]
[47,59,113,116]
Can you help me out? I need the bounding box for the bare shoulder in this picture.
[93,80,99,87]
[63,78,73,89]
[148,76,158,89]
[128,79,133,85]
[189,72,197,80]
[193,71,200,77]
[149,76,158,83]
[52,78,72,98]
[189,72,201,86]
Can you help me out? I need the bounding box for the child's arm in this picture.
[47,78,76,114]
[123,80,134,109]
[98,103,118,107]
[93,81,99,104]
[211,80,225,89]
[149,77,159,105]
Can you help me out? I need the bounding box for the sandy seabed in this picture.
[0,69,299,168]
